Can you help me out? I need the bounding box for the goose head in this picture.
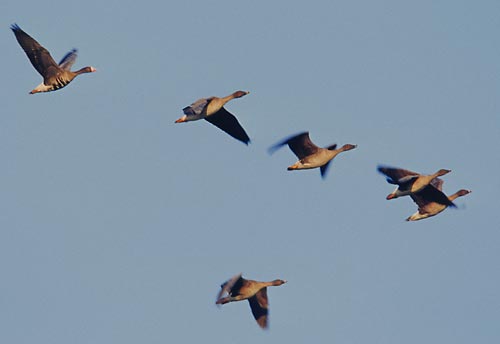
[75,66,97,74]
[436,169,451,176]
[232,90,249,98]
[456,189,471,197]
[271,279,287,286]
[340,144,357,151]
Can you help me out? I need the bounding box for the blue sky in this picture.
[2,0,499,343]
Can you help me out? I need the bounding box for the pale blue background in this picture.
[1,1,499,343]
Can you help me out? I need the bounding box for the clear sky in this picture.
[2,0,499,343]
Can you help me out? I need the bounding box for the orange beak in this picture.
[175,117,186,123]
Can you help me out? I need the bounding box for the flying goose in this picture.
[11,24,96,94]
[175,91,251,144]
[216,273,286,329]
[269,131,357,178]
[378,165,452,202]
[406,178,470,221]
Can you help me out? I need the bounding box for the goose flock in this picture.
[10,23,471,330]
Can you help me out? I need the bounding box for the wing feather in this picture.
[248,288,269,329]
[58,49,78,70]
[205,108,250,144]
[320,161,332,179]
[216,273,243,302]
[268,132,319,159]
[11,24,59,78]
[183,98,211,116]
[378,166,419,184]
[411,185,455,208]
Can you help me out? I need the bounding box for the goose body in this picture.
[269,132,356,178]
[406,179,470,221]
[11,24,95,94]
[378,165,452,200]
[216,273,286,329]
[175,90,250,144]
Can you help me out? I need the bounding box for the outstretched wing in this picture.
[411,184,456,208]
[216,273,243,302]
[205,107,250,145]
[58,49,78,70]
[377,166,419,184]
[248,288,269,329]
[268,132,319,159]
[11,24,59,79]
[320,161,333,179]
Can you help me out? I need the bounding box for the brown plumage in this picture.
[378,165,452,203]
[269,131,357,178]
[175,91,251,144]
[406,178,470,221]
[216,273,286,329]
[11,24,96,94]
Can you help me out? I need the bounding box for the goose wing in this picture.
[378,166,419,184]
[183,97,211,116]
[217,273,243,302]
[269,132,319,159]
[430,177,444,191]
[11,24,60,79]
[58,49,78,70]
[248,288,269,329]
[320,162,332,179]
[205,107,250,145]
[411,184,456,208]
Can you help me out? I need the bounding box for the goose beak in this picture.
[175,116,186,123]
[386,194,396,200]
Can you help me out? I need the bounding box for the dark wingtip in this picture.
[385,177,397,185]
[267,143,281,155]
[320,166,329,179]
[268,138,290,155]
[257,319,268,329]
[10,23,21,32]
[378,165,397,184]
